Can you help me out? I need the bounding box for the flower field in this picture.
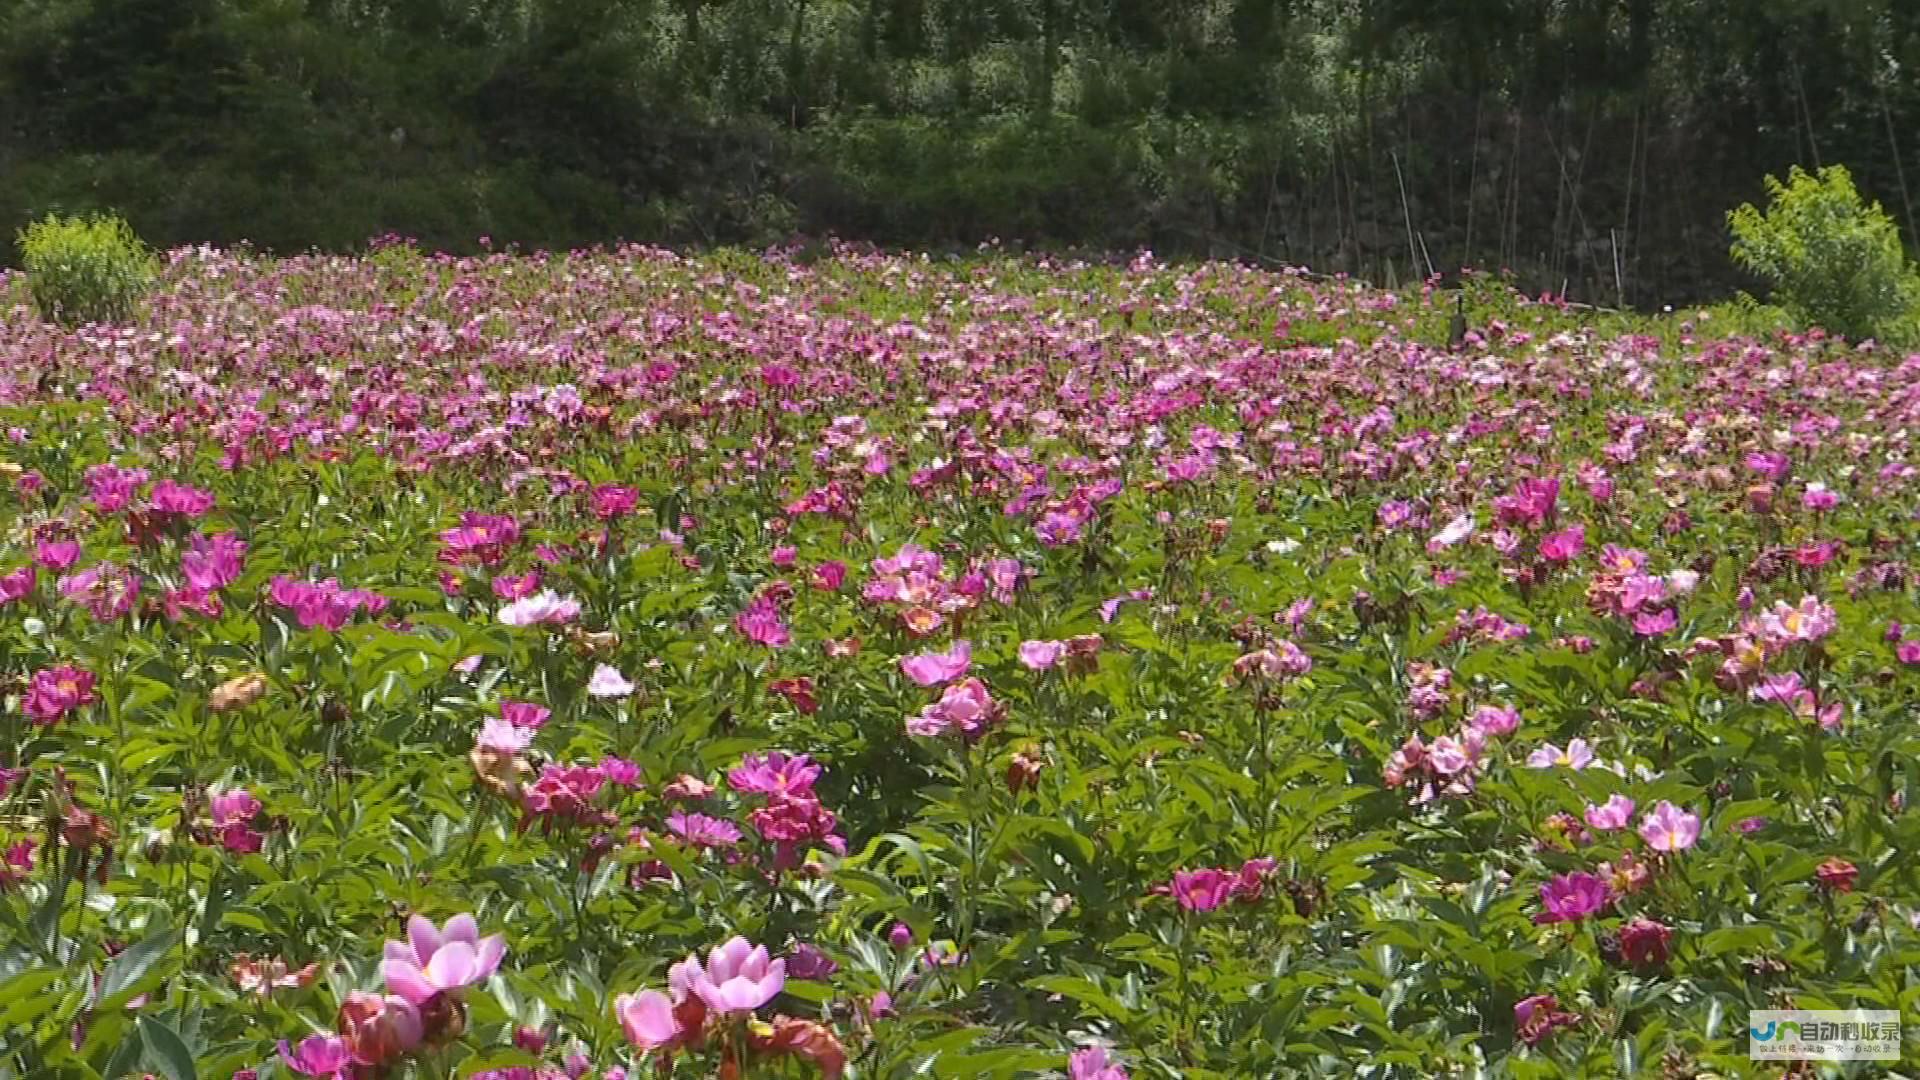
[2,241,1919,1078]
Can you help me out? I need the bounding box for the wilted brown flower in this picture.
[208,672,269,713]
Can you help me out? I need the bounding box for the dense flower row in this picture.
[0,244,1915,1076]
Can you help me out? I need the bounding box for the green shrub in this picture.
[1727,164,1919,342]
[15,212,157,327]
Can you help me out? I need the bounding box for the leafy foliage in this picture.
[15,211,155,327]
[1728,164,1920,343]
[6,0,1920,303]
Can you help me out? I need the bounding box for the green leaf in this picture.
[1025,975,1135,1023]
[97,929,180,1009]
[138,1015,198,1080]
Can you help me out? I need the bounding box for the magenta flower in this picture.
[1631,608,1678,636]
[22,665,95,725]
[1069,1046,1130,1080]
[0,565,34,604]
[491,571,540,600]
[1582,794,1635,831]
[268,576,385,631]
[150,479,216,517]
[278,1034,352,1077]
[785,943,839,981]
[1169,868,1235,912]
[499,700,550,728]
[670,936,785,1014]
[735,596,790,647]
[665,812,742,849]
[811,561,847,591]
[181,532,246,593]
[35,540,80,571]
[900,640,971,687]
[498,590,581,627]
[1535,871,1610,924]
[589,484,640,520]
[210,788,261,827]
[728,751,821,798]
[380,914,506,1005]
[1637,801,1700,852]
[1514,994,1581,1045]
[1537,524,1585,563]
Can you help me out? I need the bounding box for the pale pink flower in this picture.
[672,936,785,1014]
[900,640,972,687]
[380,914,506,1005]
[1637,801,1700,852]
[614,989,685,1050]
[1526,739,1596,770]
[1583,794,1635,831]
[1018,640,1068,670]
[497,590,581,627]
[477,718,533,754]
[587,664,635,698]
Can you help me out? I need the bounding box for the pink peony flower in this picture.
[0,565,34,604]
[477,718,534,754]
[1538,524,1585,563]
[729,752,821,798]
[1637,801,1700,852]
[22,665,94,725]
[498,590,581,627]
[811,561,847,591]
[665,812,742,849]
[35,540,80,571]
[1068,1046,1130,1080]
[278,1034,352,1077]
[671,936,785,1014]
[735,596,790,647]
[1169,867,1235,912]
[1535,871,1610,924]
[613,989,687,1051]
[57,564,139,620]
[1514,994,1581,1045]
[900,640,971,687]
[500,701,550,728]
[1526,739,1595,770]
[906,678,1000,739]
[1617,916,1673,969]
[1469,704,1521,737]
[491,571,541,600]
[150,479,216,518]
[589,484,640,520]
[1018,640,1068,670]
[1583,794,1635,831]
[380,914,506,1005]
[586,664,635,698]
[337,990,423,1066]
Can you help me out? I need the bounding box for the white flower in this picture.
[587,663,635,698]
[498,590,581,627]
